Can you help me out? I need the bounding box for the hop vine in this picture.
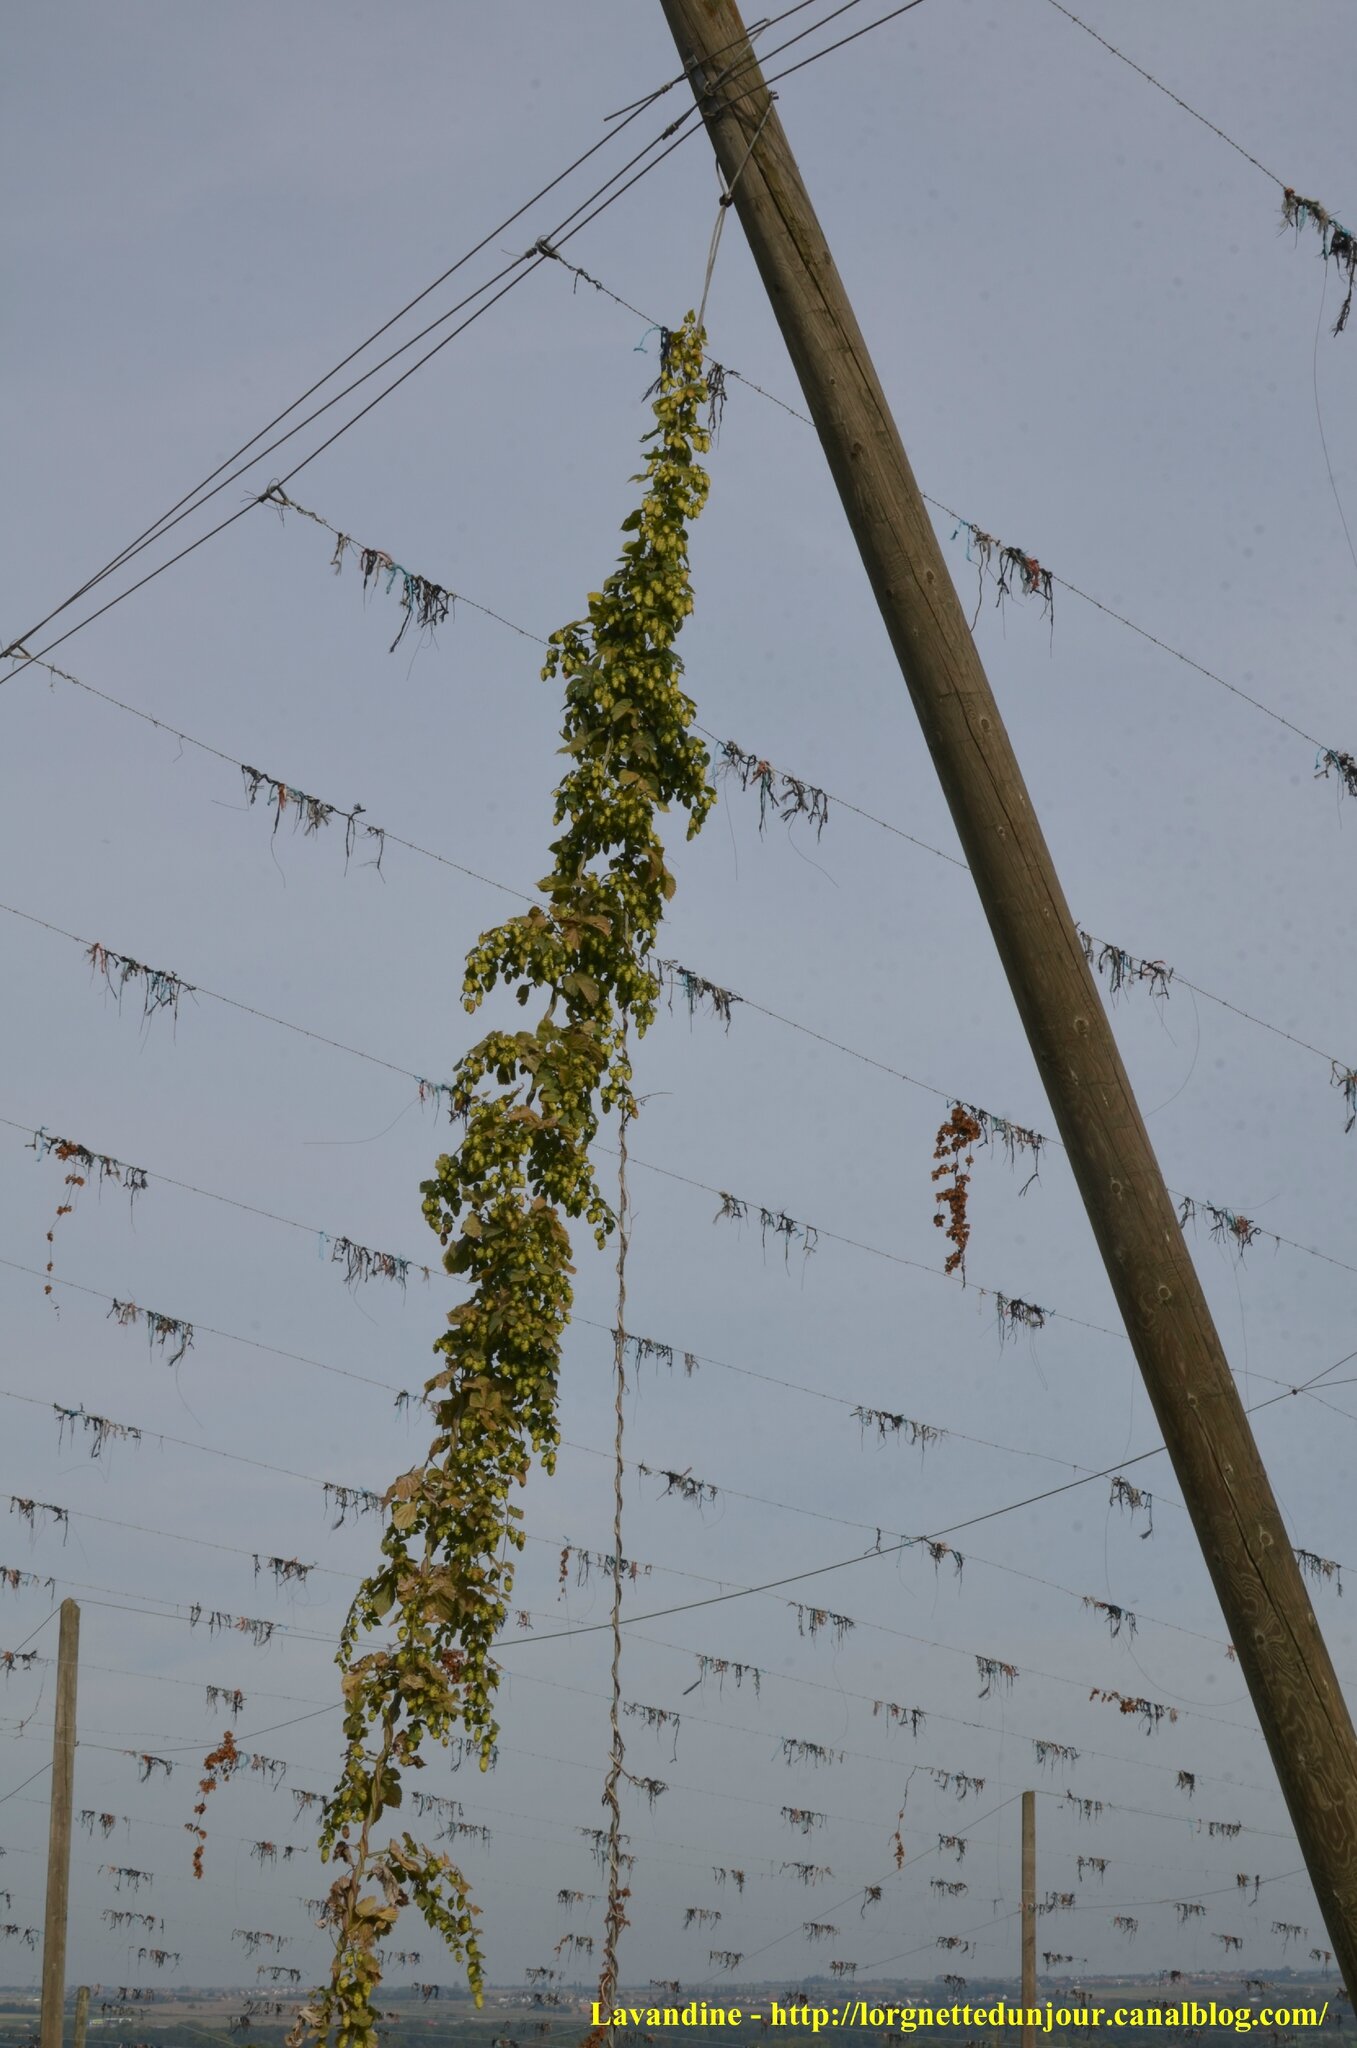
[295,316,715,2048]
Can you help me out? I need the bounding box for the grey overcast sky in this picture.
[2,0,1354,2001]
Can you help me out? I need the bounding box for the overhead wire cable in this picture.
[0,0,936,683]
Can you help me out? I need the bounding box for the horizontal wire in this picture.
[1036,0,1288,191]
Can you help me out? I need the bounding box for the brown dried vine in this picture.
[932,1106,982,1279]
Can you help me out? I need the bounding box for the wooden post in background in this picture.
[1022,1791,1036,2048]
[72,1986,90,2048]
[39,1599,80,2048]
[657,0,1357,1994]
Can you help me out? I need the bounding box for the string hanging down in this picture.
[696,96,777,332]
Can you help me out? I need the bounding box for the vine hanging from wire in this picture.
[295,315,717,2048]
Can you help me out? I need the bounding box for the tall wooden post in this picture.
[657,0,1357,1995]
[72,1986,90,2048]
[40,1600,80,2048]
[1021,1792,1036,2048]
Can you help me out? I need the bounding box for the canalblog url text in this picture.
[590,2000,1332,2034]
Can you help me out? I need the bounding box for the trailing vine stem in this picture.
[291,317,715,2048]
[593,1096,632,2043]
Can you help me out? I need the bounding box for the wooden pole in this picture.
[40,1600,80,2048]
[1021,1792,1036,2048]
[72,1986,90,2048]
[656,0,1357,1994]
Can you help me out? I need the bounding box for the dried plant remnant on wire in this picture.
[99,1866,151,1892]
[1090,1688,1178,1732]
[234,1930,289,1956]
[710,1952,744,1974]
[1332,1062,1357,1134]
[2,1563,54,1596]
[718,740,829,836]
[578,1828,634,1877]
[1282,190,1357,335]
[1034,1740,1079,1772]
[1177,1195,1262,1258]
[108,1298,195,1367]
[712,1868,745,1893]
[54,1403,141,1459]
[782,1806,827,1834]
[976,1656,1018,1699]
[623,1700,680,1758]
[1109,1475,1154,1538]
[938,1834,967,1863]
[655,958,741,1029]
[853,1406,943,1453]
[0,1649,38,1677]
[624,1329,700,1377]
[1077,1855,1108,1881]
[996,1295,1048,1340]
[87,942,195,1025]
[639,1462,718,1510]
[782,1737,844,1768]
[323,1482,383,1528]
[873,1698,926,1737]
[194,1607,275,1649]
[951,521,1054,630]
[1174,1902,1207,1925]
[1177,1772,1196,1798]
[684,1908,722,1930]
[298,318,718,2047]
[1039,1894,1076,1918]
[714,1191,819,1263]
[695,1654,761,1695]
[558,1541,652,1590]
[792,1604,855,1646]
[9,1496,68,1541]
[261,486,456,653]
[1082,1595,1137,1640]
[932,1880,968,1899]
[81,1810,122,1837]
[931,1769,985,1800]
[783,1862,833,1887]
[327,1234,425,1290]
[1295,1549,1342,1596]
[926,1539,965,1582]
[241,764,383,872]
[1315,746,1357,801]
[31,1128,148,1196]
[803,1923,838,1944]
[962,1103,1046,1192]
[31,1128,149,1300]
[829,1961,858,1981]
[1078,929,1174,1002]
[1206,1819,1243,1840]
[254,1554,313,1588]
[1067,1794,1104,1823]
[932,1106,983,1279]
